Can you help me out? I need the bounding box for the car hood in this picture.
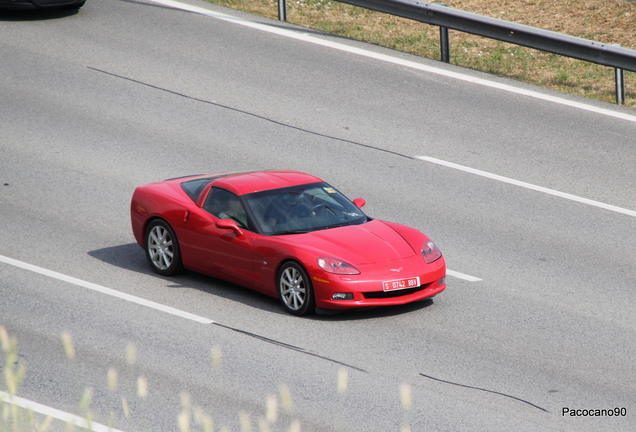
[295,220,417,264]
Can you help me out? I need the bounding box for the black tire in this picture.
[145,219,183,276]
[277,262,315,316]
[62,0,86,9]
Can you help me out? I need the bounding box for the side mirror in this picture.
[353,198,366,209]
[215,219,243,236]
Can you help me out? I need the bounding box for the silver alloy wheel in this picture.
[279,266,307,311]
[148,225,174,270]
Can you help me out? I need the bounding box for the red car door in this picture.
[180,208,258,285]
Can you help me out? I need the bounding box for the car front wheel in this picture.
[277,262,315,316]
[145,219,183,276]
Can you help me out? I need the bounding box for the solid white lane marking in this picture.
[0,391,125,432]
[447,269,482,282]
[0,255,214,324]
[416,156,636,218]
[0,252,480,317]
[147,0,636,124]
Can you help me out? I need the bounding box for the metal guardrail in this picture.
[277,0,636,104]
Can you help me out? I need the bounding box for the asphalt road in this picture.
[1,0,635,431]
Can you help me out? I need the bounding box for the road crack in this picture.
[419,372,549,412]
[88,66,411,160]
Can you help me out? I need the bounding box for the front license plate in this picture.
[382,276,420,292]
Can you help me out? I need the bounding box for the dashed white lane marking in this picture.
[0,254,214,324]
[447,269,482,282]
[147,0,636,124]
[0,391,125,432]
[416,156,636,218]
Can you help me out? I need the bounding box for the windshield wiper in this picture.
[321,218,368,230]
[276,229,311,235]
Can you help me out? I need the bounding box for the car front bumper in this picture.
[310,255,447,310]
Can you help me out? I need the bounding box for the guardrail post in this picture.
[439,3,450,63]
[278,0,287,21]
[611,44,625,105]
[440,26,450,63]
[615,68,625,105]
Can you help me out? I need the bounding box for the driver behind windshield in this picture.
[244,183,367,235]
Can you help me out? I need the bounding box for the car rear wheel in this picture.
[145,219,183,276]
[277,262,315,316]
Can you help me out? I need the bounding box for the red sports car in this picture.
[131,170,446,315]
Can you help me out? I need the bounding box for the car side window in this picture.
[203,188,249,228]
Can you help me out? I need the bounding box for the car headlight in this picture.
[421,240,442,264]
[317,257,360,274]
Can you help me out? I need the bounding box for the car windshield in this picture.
[243,182,369,235]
